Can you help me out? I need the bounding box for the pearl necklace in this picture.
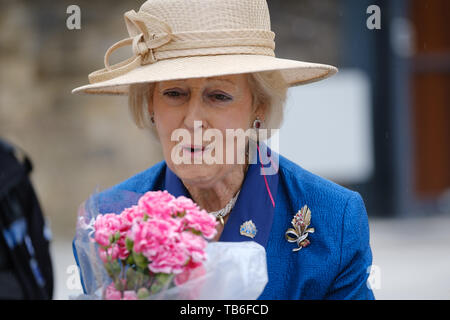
[209,190,241,225]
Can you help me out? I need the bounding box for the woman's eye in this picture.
[163,91,185,98]
[210,93,231,101]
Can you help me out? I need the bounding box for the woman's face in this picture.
[150,74,258,188]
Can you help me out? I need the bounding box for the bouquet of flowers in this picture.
[73,189,268,300]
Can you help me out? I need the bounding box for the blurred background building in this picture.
[0,0,449,299]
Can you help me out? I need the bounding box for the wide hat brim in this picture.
[72,54,337,95]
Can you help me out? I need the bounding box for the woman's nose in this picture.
[183,93,208,131]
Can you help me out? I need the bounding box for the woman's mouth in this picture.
[182,145,206,154]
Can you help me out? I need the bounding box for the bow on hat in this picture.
[87,9,276,85]
[88,10,173,84]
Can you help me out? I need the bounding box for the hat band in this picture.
[88,10,276,84]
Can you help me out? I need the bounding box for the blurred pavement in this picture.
[50,215,450,300]
[369,215,450,300]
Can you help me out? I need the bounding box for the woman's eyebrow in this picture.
[158,78,237,90]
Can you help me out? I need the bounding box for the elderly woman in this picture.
[72,0,374,300]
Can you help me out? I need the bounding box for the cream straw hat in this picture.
[72,0,337,95]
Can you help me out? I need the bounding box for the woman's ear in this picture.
[254,102,267,122]
[147,98,156,126]
[147,102,153,118]
[147,88,153,115]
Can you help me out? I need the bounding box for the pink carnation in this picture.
[98,242,130,263]
[94,228,113,248]
[148,241,189,274]
[122,290,138,300]
[170,196,199,213]
[128,217,209,275]
[182,209,217,239]
[116,237,130,260]
[171,196,218,239]
[148,231,208,275]
[99,245,119,263]
[94,212,133,261]
[138,190,175,219]
[94,190,218,297]
[120,205,143,225]
[178,231,208,265]
[130,218,181,257]
[104,283,137,300]
[104,283,122,300]
[94,213,123,247]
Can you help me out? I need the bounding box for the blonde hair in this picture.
[128,71,289,138]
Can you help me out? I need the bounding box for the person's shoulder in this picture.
[277,153,369,236]
[90,160,166,214]
[278,154,359,208]
[112,160,166,193]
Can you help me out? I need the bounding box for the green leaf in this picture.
[149,273,174,294]
[104,262,115,278]
[155,273,172,284]
[125,238,134,252]
[111,260,122,275]
[137,287,150,300]
[115,278,125,292]
[150,282,163,294]
[114,231,121,242]
[133,251,148,270]
[190,229,202,236]
[136,270,145,288]
[126,268,137,289]
[125,255,134,266]
[176,210,186,218]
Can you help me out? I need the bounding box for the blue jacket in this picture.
[73,149,375,300]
